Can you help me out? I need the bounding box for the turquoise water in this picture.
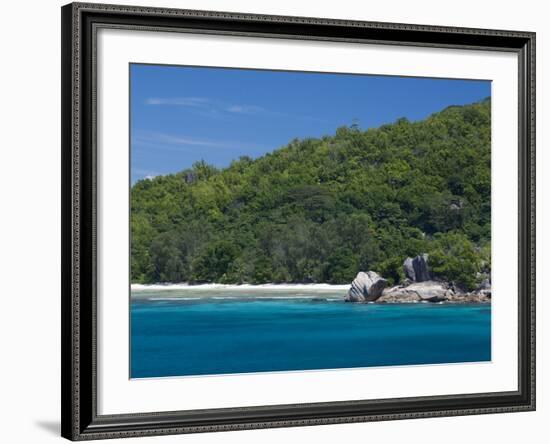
[130,292,491,378]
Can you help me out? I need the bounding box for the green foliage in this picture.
[323,248,358,284]
[377,257,406,286]
[427,232,482,291]
[192,240,239,283]
[131,98,491,285]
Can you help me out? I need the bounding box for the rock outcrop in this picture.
[403,257,416,281]
[376,287,421,303]
[413,254,431,282]
[345,271,388,302]
[378,280,453,303]
[345,262,491,304]
[479,279,490,289]
[403,254,431,282]
[445,292,491,303]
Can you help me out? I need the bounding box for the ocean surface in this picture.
[130,287,491,378]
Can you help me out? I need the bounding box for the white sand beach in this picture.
[131,283,351,291]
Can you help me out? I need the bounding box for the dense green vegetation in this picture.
[131,98,491,290]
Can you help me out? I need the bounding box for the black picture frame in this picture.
[61,2,536,440]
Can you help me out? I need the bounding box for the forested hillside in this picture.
[131,98,491,290]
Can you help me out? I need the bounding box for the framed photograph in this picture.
[61,2,536,440]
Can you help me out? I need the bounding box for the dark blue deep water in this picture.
[130,293,491,378]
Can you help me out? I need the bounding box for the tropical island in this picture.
[131,98,491,303]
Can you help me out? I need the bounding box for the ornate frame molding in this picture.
[61,2,535,440]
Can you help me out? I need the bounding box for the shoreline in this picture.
[131,283,351,292]
[130,282,490,304]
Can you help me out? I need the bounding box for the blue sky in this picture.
[130,64,490,183]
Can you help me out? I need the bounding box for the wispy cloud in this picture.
[144,133,231,148]
[145,97,211,107]
[146,97,265,116]
[132,132,262,152]
[144,97,325,122]
[225,104,265,114]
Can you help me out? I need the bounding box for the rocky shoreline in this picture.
[345,254,491,304]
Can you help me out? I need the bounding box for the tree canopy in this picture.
[131,98,491,290]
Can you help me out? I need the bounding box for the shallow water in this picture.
[130,289,491,378]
